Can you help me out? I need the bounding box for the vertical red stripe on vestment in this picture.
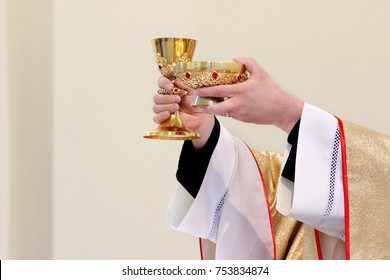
[336,117,351,260]
[314,229,323,260]
[199,238,204,260]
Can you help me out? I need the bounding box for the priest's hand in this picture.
[153,77,215,149]
[193,56,304,134]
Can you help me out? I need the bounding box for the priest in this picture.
[152,57,390,260]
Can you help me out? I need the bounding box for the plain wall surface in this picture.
[1,0,389,259]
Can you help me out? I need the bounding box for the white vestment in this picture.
[166,103,390,260]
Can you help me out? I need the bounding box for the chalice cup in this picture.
[144,37,200,140]
[175,61,248,108]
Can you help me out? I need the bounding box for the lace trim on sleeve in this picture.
[315,126,340,227]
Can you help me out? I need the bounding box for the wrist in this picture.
[192,115,216,150]
[274,92,304,134]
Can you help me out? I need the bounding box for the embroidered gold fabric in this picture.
[343,121,390,259]
[302,224,319,260]
[252,150,304,260]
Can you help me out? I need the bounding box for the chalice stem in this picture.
[170,111,183,128]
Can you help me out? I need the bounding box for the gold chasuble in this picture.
[341,120,390,259]
[253,120,390,260]
[253,151,304,260]
[253,150,332,260]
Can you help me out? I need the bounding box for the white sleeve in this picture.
[276,103,345,240]
[166,125,235,240]
[166,125,275,259]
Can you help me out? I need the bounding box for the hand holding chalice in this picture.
[144,37,199,140]
[144,37,248,140]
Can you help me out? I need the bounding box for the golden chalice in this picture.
[175,61,248,107]
[144,37,199,140]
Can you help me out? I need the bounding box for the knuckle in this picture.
[157,76,173,90]
[153,94,160,103]
[152,104,159,114]
[214,86,224,98]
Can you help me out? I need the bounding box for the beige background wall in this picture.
[1,0,389,259]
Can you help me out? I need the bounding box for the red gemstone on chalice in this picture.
[185,72,191,79]
[212,72,218,79]
[158,65,162,70]
[237,75,242,81]
[173,88,179,93]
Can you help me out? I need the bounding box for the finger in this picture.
[153,93,180,105]
[233,56,270,79]
[232,56,262,76]
[173,80,192,92]
[198,98,234,117]
[153,111,171,124]
[157,76,174,90]
[194,83,240,98]
[152,103,179,114]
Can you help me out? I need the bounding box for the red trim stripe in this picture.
[314,229,323,260]
[199,238,204,260]
[247,145,277,260]
[336,117,351,260]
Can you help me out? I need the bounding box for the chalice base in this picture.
[144,120,200,140]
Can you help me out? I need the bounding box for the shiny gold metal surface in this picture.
[157,87,188,97]
[145,37,200,140]
[152,37,197,78]
[175,61,248,106]
[175,61,248,88]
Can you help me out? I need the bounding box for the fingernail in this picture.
[174,95,181,102]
